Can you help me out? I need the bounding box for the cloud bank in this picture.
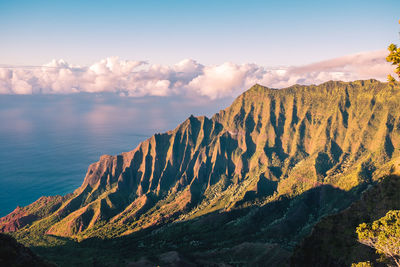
[0,50,394,99]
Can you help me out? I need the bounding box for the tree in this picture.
[356,210,400,267]
[386,20,400,83]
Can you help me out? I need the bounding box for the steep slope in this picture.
[2,80,400,264]
[291,174,400,266]
[0,195,68,232]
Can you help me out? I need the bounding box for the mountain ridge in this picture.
[2,79,400,265]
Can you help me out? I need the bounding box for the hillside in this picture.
[2,79,400,266]
[292,174,400,266]
[0,233,55,267]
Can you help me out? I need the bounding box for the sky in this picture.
[0,0,399,98]
[1,0,399,66]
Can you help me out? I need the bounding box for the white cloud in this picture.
[188,62,249,99]
[0,50,394,98]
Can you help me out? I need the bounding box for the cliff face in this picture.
[2,80,400,243]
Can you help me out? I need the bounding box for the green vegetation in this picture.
[387,44,400,83]
[351,262,373,267]
[386,20,400,83]
[357,210,400,267]
[292,175,400,266]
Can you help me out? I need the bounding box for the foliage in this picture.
[351,262,373,267]
[356,210,400,267]
[291,174,400,266]
[386,20,400,83]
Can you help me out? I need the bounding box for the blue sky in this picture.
[1,0,399,66]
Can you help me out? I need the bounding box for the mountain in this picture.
[2,79,400,266]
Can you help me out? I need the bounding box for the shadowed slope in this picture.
[26,184,358,267]
[0,233,55,267]
[291,175,400,267]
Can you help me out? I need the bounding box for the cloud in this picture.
[188,62,249,99]
[283,50,394,85]
[0,50,394,98]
